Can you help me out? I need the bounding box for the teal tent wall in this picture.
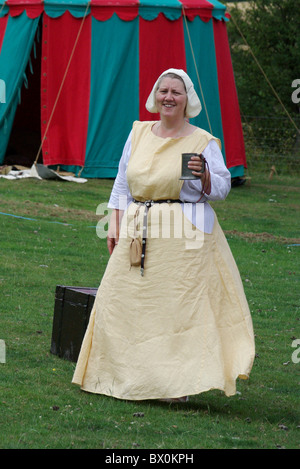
[0,12,39,163]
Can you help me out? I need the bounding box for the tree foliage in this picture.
[225,0,300,156]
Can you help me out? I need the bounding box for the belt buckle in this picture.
[145,200,153,208]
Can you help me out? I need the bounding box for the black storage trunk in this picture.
[50,285,97,362]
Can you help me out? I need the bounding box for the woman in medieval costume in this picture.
[72,68,255,402]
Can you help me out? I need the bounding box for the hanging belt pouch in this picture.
[130,237,142,266]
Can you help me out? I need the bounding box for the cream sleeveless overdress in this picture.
[72,122,255,400]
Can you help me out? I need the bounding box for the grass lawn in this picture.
[0,171,299,449]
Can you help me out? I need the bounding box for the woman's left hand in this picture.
[188,154,211,195]
[188,154,205,178]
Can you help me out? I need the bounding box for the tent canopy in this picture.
[0,0,228,20]
[0,0,247,178]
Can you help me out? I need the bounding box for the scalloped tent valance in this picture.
[0,0,247,178]
[0,0,229,21]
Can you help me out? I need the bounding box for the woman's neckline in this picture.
[150,121,198,140]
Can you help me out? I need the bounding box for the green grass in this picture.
[0,172,299,449]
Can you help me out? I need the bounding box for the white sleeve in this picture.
[107,131,133,210]
[180,139,231,202]
[204,139,231,201]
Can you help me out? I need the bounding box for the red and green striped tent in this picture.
[0,0,246,178]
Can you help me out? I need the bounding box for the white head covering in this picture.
[145,68,202,118]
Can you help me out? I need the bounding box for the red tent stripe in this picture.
[91,0,139,21]
[139,12,187,121]
[5,0,43,18]
[41,11,91,167]
[0,16,8,52]
[213,18,246,169]
[179,0,213,22]
[179,0,213,6]
[91,5,139,21]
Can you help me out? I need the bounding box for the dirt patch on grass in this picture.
[251,183,300,192]
[0,199,100,222]
[225,230,300,245]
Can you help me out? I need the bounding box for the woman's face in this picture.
[155,77,187,120]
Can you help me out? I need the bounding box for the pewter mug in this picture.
[179,153,205,180]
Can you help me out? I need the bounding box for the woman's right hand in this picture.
[107,209,124,255]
